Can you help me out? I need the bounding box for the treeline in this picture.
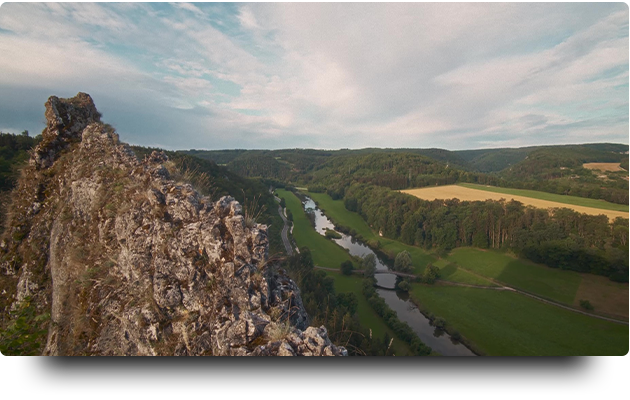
[339,183,628,282]
[185,145,629,205]
[227,153,293,181]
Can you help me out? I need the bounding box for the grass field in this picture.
[410,285,629,356]
[448,248,629,319]
[433,259,498,287]
[276,189,353,269]
[447,248,582,304]
[573,273,629,319]
[583,162,624,172]
[402,184,629,218]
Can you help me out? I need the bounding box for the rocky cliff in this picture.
[0,93,346,356]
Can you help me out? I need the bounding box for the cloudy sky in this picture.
[0,2,627,150]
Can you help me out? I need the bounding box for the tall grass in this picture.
[242,190,266,228]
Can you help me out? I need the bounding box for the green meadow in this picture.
[447,248,582,304]
[327,271,412,356]
[410,284,628,356]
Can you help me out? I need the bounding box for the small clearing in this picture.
[583,162,624,172]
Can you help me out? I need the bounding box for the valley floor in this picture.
[298,191,629,356]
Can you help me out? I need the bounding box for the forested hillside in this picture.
[183,143,629,204]
[499,146,629,204]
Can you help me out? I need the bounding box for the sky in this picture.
[0,2,628,151]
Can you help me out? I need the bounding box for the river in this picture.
[302,197,476,356]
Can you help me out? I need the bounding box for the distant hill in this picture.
[181,143,629,204]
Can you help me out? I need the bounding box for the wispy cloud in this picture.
[0,2,626,150]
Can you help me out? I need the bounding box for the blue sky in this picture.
[0,2,627,150]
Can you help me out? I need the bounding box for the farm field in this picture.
[447,248,582,304]
[402,184,629,219]
[447,248,629,319]
[458,182,629,212]
[583,162,624,172]
[410,285,629,356]
[573,273,629,319]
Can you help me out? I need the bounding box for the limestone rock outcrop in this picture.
[0,93,346,356]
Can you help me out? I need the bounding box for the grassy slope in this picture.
[448,248,582,304]
[458,183,629,212]
[410,285,628,356]
[275,189,411,355]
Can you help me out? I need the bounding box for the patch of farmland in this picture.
[583,162,624,172]
[401,185,629,220]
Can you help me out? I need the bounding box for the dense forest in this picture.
[336,182,628,282]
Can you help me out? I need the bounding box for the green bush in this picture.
[579,299,594,311]
[340,260,354,275]
[0,297,50,356]
[325,229,342,239]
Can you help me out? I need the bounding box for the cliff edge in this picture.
[0,93,346,356]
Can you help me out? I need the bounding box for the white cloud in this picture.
[0,2,626,150]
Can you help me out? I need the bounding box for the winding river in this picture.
[302,197,476,356]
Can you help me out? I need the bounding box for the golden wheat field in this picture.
[583,162,624,172]
[401,185,629,220]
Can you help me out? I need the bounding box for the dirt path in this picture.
[450,265,628,325]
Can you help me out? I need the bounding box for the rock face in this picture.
[0,93,346,356]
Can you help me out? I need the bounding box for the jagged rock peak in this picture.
[0,93,346,356]
[31,93,102,169]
